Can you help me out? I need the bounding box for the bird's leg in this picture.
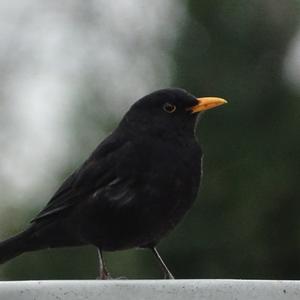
[97,248,111,280]
[150,247,175,279]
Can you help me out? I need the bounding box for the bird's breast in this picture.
[128,139,202,243]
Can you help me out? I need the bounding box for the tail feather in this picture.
[0,229,34,264]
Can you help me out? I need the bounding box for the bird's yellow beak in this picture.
[188,97,227,113]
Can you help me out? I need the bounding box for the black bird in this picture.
[0,88,226,279]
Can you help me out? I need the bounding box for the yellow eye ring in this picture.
[163,103,176,113]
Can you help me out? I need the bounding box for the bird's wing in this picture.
[31,134,132,222]
[31,171,79,221]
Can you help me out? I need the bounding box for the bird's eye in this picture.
[163,103,176,113]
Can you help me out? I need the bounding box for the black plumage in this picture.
[0,88,226,279]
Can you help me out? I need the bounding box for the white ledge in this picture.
[0,279,299,300]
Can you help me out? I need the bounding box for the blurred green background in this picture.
[1,0,300,280]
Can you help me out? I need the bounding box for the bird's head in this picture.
[119,88,227,138]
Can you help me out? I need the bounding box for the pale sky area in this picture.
[0,0,185,214]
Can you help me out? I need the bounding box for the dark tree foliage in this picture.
[164,0,300,279]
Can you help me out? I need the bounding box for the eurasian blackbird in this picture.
[0,88,226,279]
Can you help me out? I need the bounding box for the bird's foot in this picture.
[164,272,175,279]
[96,270,112,280]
